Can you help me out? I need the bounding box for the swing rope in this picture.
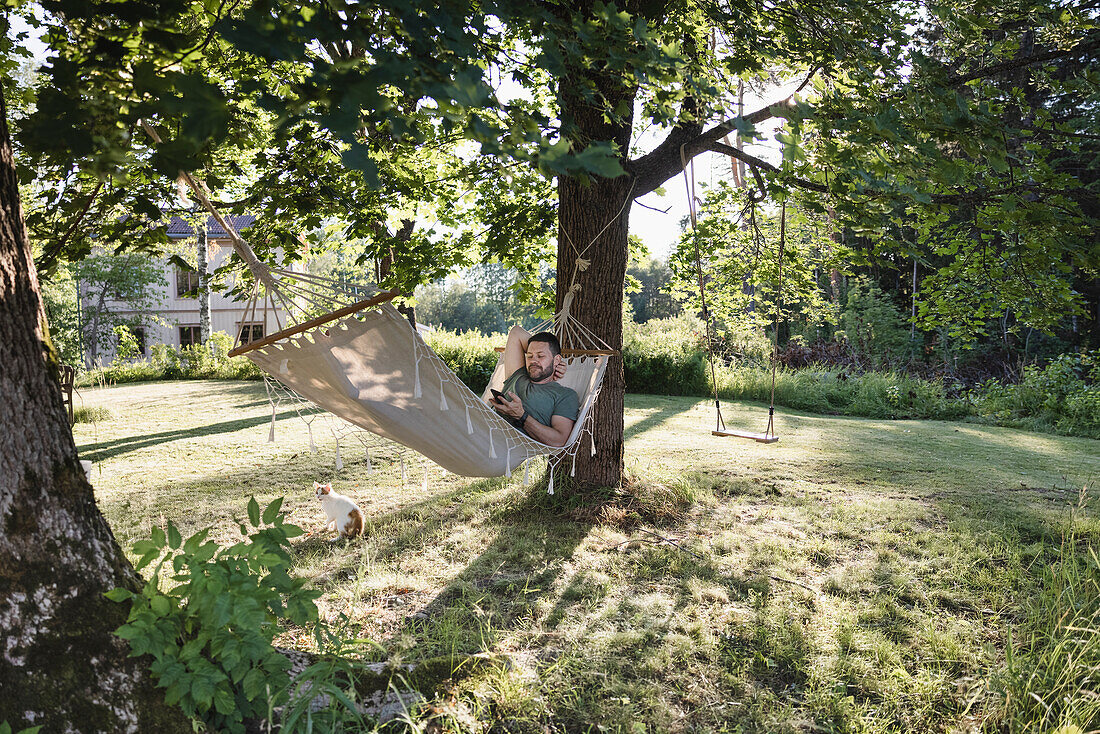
[680,145,784,444]
[680,147,726,433]
[763,201,787,440]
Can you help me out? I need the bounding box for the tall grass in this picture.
[1001,512,1100,732]
[71,321,1098,437]
[713,365,970,420]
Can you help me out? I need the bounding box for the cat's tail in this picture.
[344,508,364,538]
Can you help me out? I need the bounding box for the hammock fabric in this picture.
[245,300,609,480]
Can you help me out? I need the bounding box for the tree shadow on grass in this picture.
[368,484,598,660]
[77,409,306,463]
[623,396,692,441]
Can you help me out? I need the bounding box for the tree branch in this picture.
[707,141,826,194]
[628,96,801,197]
[940,34,1099,89]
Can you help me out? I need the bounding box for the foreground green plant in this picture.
[1000,497,1100,732]
[0,723,42,734]
[107,497,322,733]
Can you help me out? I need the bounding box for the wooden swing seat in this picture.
[712,429,779,444]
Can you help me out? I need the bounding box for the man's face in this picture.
[525,340,558,382]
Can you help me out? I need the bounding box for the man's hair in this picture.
[528,331,562,357]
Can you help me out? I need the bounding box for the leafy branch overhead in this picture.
[11,0,1098,335]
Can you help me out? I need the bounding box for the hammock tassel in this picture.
[571,455,576,477]
[400,456,407,487]
[505,446,512,478]
[548,469,555,496]
[278,358,289,375]
[268,404,276,443]
[466,405,474,434]
[308,425,317,454]
[523,460,530,486]
[440,384,448,411]
[591,433,597,456]
[422,466,429,491]
[413,357,422,399]
[334,441,343,471]
[366,446,372,475]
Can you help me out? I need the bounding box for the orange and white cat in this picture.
[313,482,364,538]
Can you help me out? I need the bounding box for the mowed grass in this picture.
[74,380,1100,733]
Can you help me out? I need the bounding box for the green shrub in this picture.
[107,498,324,734]
[840,276,914,368]
[971,350,1099,438]
[424,329,500,394]
[623,314,710,395]
[77,331,261,386]
[1058,385,1100,439]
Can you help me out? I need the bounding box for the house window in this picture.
[176,266,200,298]
[132,327,147,357]
[179,325,202,348]
[238,323,264,345]
[116,326,147,357]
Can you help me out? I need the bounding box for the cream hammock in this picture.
[236,291,612,481]
[144,122,615,486]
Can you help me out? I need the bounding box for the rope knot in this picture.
[575,258,591,272]
[560,283,582,323]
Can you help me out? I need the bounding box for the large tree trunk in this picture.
[0,89,191,734]
[555,27,637,489]
[556,175,634,489]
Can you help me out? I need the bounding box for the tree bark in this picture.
[555,21,637,489]
[0,87,191,734]
[557,175,634,489]
[197,221,211,347]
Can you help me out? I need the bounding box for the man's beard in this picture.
[527,363,554,381]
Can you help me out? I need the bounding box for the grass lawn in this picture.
[74,379,1100,733]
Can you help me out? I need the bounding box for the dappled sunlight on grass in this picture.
[75,381,1100,731]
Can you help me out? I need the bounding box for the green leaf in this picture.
[167,523,182,550]
[213,688,236,715]
[167,254,195,273]
[247,497,260,527]
[151,525,166,548]
[104,587,134,603]
[184,526,210,549]
[262,497,283,525]
[135,549,161,570]
[150,595,172,617]
[132,539,159,556]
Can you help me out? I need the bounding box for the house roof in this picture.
[167,215,257,239]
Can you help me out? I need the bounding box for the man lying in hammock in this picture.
[489,326,580,447]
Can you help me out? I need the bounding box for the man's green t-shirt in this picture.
[501,368,580,430]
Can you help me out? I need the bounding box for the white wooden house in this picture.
[90,215,294,364]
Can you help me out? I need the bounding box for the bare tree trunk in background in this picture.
[198,220,211,346]
[0,87,192,734]
[374,219,417,327]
